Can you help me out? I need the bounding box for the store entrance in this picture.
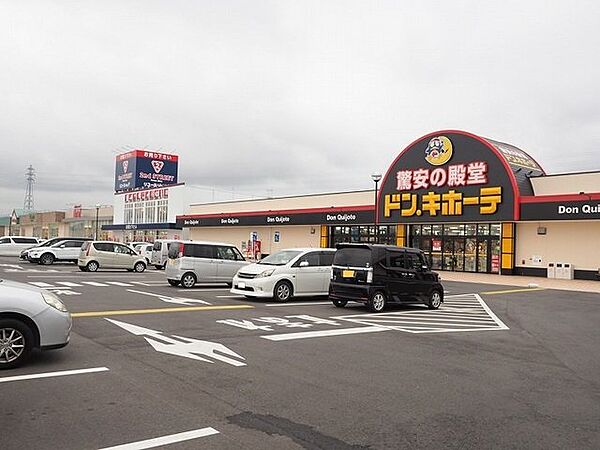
[409,223,501,273]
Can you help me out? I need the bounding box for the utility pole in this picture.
[24,165,35,212]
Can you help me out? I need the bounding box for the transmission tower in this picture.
[24,165,35,212]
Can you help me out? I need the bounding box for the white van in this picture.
[150,239,181,269]
[0,236,40,256]
[166,241,248,288]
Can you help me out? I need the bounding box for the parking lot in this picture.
[1,256,599,449]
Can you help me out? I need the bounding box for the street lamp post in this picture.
[94,204,101,240]
[371,173,382,243]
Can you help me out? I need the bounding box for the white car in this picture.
[134,243,153,264]
[27,239,90,265]
[0,236,40,256]
[230,248,336,302]
[0,278,71,369]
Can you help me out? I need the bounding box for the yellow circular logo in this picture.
[425,136,453,166]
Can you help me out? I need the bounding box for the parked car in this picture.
[21,237,80,261]
[134,243,154,264]
[0,278,71,369]
[151,239,181,270]
[166,241,248,288]
[0,236,40,257]
[128,241,147,249]
[78,241,148,272]
[329,244,444,312]
[27,239,91,265]
[231,248,336,302]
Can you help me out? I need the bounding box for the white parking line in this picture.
[0,367,109,384]
[99,427,220,450]
[266,301,334,307]
[106,281,134,287]
[56,281,83,287]
[262,325,389,341]
[130,281,153,286]
[81,281,109,287]
[28,281,56,288]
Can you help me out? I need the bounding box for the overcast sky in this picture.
[1,0,598,214]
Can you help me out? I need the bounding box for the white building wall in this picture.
[516,221,600,272]
[189,225,321,256]
[531,173,600,196]
[187,191,374,215]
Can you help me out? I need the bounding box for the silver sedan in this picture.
[0,279,72,369]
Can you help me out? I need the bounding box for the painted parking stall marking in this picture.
[0,367,109,384]
[99,426,220,450]
[216,294,509,341]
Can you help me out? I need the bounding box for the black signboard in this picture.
[521,200,600,220]
[177,209,375,228]
[102,222,182,231]
[378,131,523,223]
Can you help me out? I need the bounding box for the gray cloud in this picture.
[0,0,599,214]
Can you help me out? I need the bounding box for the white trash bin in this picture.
[563,263,574,280]
[555,263,564,279]
[547,263,556,279]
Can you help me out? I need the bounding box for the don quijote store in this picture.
[177,130,599,281]
[104,149,189,242]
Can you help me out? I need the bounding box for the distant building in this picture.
[7,206,114,240]
[63,205,114,239]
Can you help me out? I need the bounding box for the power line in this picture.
[24,165,35,212]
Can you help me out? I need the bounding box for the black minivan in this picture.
[329,244,444,312]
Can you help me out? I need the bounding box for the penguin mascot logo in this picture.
[425,136,453,166]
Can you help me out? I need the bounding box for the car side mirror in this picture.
[299,261,309,267]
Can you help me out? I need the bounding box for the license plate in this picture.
[238,282,246,289]
[342,270,355,278]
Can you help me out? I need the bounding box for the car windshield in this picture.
[333,247,372,267]
[258,250,302,266]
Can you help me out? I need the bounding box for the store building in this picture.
[104,183,188,242]
[177,191,391,258]
[63,205,114,240]
[103,149,188,242]
[16,211,66,239]
[177,130,599,280]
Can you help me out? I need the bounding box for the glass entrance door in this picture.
[409,223,501,273]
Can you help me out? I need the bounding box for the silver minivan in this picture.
[166,241,248,288]
[78,241,148,272]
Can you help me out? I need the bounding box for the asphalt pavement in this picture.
[0,257,599,449]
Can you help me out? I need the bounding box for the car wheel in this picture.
[39,253,55,266]
[274,280,293,302]
[332,299,348,308]
[368,291,387,313]
[134,262,146,273]
[154,265,162,270]
[427,290,443,310]
[86,261,99,272]
[168,279,180,287]
[0,319,34,370]
[181,272,197,289]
